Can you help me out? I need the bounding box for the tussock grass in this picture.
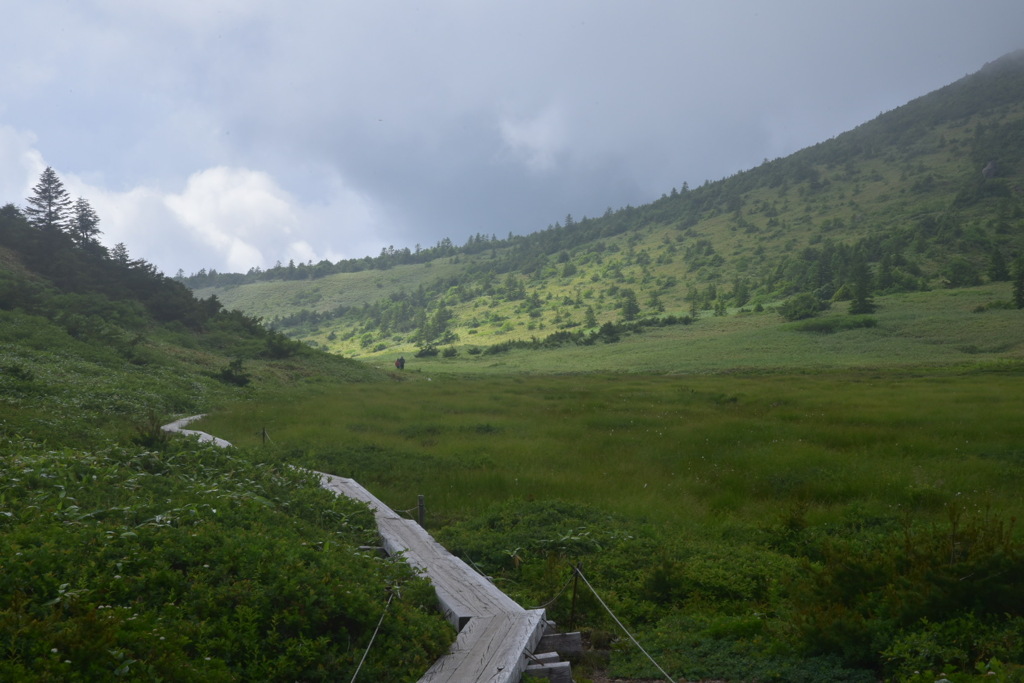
[197,365,1024,536]
[194,358,1024,678]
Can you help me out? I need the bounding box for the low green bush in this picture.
[0,437,452,681]
[783,506,1024,675]
[790,316,878,333]
[883,614,1024,681]
[778,293,831,321]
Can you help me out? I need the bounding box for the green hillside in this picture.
[0,204,452,681]
[185,50,1024,365]
[4,50,1024,683]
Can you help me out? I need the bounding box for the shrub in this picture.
[791,316,877,334]
[0,437,452,682]
[2,364,34,383]
[215,358,251,386]
[882,614,1024,681]
[778,293,830,321]
[785,507,1024,672]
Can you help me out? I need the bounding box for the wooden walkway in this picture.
[161,418,575,681]
[318,473,574,683]
[161,415,233,448]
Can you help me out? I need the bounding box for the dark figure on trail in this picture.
[395,356,405,370]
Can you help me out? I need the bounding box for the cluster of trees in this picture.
[1,168,306,362]
[178,236,478,288]
[22,166,103,249]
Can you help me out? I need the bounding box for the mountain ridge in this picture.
[181,50,1024,360]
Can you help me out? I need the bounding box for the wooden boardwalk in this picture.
[318,472,573,683]
[160,418,575,681]
[161,415,233,447]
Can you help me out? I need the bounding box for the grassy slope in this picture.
[0,228,452,681]
[0,307,386,445]
[193,259,468,322]
[346,282,1018,375]
[190,82,1024,361]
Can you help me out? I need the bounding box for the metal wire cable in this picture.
[349,591,394,683]
[527,570,577,610]
[574,568,677,683]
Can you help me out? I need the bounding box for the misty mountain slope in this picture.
[184,50,1024,361]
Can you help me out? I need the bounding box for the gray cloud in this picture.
[3,1,1022,274]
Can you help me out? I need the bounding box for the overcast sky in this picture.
[2,1,1022,276]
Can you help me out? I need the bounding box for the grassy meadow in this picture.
[188,281,1024,681]
[194,359,1024,681]
[195,366,1024,533]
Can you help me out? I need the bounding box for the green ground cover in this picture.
[355,282,1022,374]
[0,436,451,682]
[195,360,1024,682]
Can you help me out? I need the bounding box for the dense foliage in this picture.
[1,194,451,680]
[0,200,303,357]
[0,437,451,681]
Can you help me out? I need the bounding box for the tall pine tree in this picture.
[70,196,102,246]
[848,259,876,314]
[1013,255,1024,309]
[24,167,72,234]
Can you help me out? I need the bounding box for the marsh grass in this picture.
[192,363,1024,679]
[197,366,1024,535]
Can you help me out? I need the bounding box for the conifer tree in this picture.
[111,242,131,264]
[24,166,72,234]
[70,196,102,246]
[620,288,640,321]
[988,247,1010,281]
[849,259,877,314]
[1013,255,1024,309]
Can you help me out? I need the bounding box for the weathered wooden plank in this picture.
[318,473,521,628]
[419,609,548,683]
[379,517,522,624]
[536,631,583,656]
[318,472,564,683]
[161,414,233,447]
[318,473,398,517]
[528,651,562,665]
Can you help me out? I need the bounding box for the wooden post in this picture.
[417,494,426,527]
[261,427,267,445]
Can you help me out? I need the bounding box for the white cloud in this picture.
[0,125,46,201]
[159,166,388,273]
[55,162,391,275]
[167,166,295,249]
